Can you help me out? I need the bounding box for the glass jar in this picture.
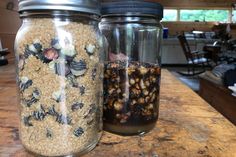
[15,1,103,156]
[100,1,163,135]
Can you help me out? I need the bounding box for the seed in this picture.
[61,44,76,57]
[43,48,59,63]
[70,60,87,76]
[46,129,53,138]
[71,102,84,111]
[84,104,97,119]
[85,44,96,56]
[147,104,154,110]
[33,105,46,121]
[114,101,123,111]
[92,68,97,80]
[32,88,41,100]
[67,74,79,88]
[56,114,72,125]
[19,55,25,71]
[23,116,33,127]
[145,81,150,87]
[23,97,38,107]
[55,61,71,76]
[140,66,148,75]
[52,90,64,103]
[140,79,146,89]
[79,86,85,95]
[47,105,58,116]
[51,38,61,50]
[33,43,43,52]
[130,79,135,85]
[143,90,149,96]
[74,127,84,137]
[138,98,145,104]
[19,77,33,92]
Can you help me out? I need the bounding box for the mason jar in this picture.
[100,1,163,135]
[15,0,104,156]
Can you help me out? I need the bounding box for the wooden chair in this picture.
[178,34,210,76]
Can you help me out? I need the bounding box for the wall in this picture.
[0,0,21,54]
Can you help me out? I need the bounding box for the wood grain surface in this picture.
[0,58,236,157]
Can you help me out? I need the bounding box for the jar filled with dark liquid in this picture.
[100,1,163,135]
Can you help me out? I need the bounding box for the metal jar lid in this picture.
[18,0,101,16]
[101,0,163,19]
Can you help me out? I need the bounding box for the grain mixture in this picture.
[15,18,103,156]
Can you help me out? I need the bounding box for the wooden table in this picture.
[1,58,236,157]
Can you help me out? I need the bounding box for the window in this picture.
[180,10,229,22]
[232,10,236,23]
[163,9,177,21]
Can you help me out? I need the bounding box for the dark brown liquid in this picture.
[103,61,161,135]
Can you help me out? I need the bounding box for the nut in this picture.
[138,98,145,104]
[130,79,135,85]
[143,90,149,96]
[140,66,148,75]
[140,79,146,89]
[114,101,123,111]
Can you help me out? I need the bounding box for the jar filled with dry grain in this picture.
[15,0,104,156]
[100,1,163,135]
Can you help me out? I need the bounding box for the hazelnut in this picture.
[152,77,157,83]
[108,88,115,95]
[143,90,149,96]
[135,84,140,90]
[147,104,154,110]
[140,80,146,89]
[145,96,150,102]
[130,79,135,85]
[114,101,123,111]
[140,66,148,75]
[138,98,145,104]
[145,81,150,87]
[128,68,135,75]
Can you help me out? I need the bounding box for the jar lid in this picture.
[18,0,101,16]
[101,1,163,19]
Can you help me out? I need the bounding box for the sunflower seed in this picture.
[55,61,71,76]
[23,116,33,127]
[52,90,64,103]
[47,105,58,116]
[70,60,87,76]
[33,105,46,121]
[23,97,38,107]
[46,129,53,138]
[51,38,61,50]
[74,127,84,137]
[61,45,76,57]
[19,55,25,71]
[79,86,85,95]
[56,114,72,125]
[19,77,33,92]
[85,44,96,56]
[92,68,97,80]
[71,102,84,111]
[32,88,41,100]
[67,74,79,88]
[84,104,97,119]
